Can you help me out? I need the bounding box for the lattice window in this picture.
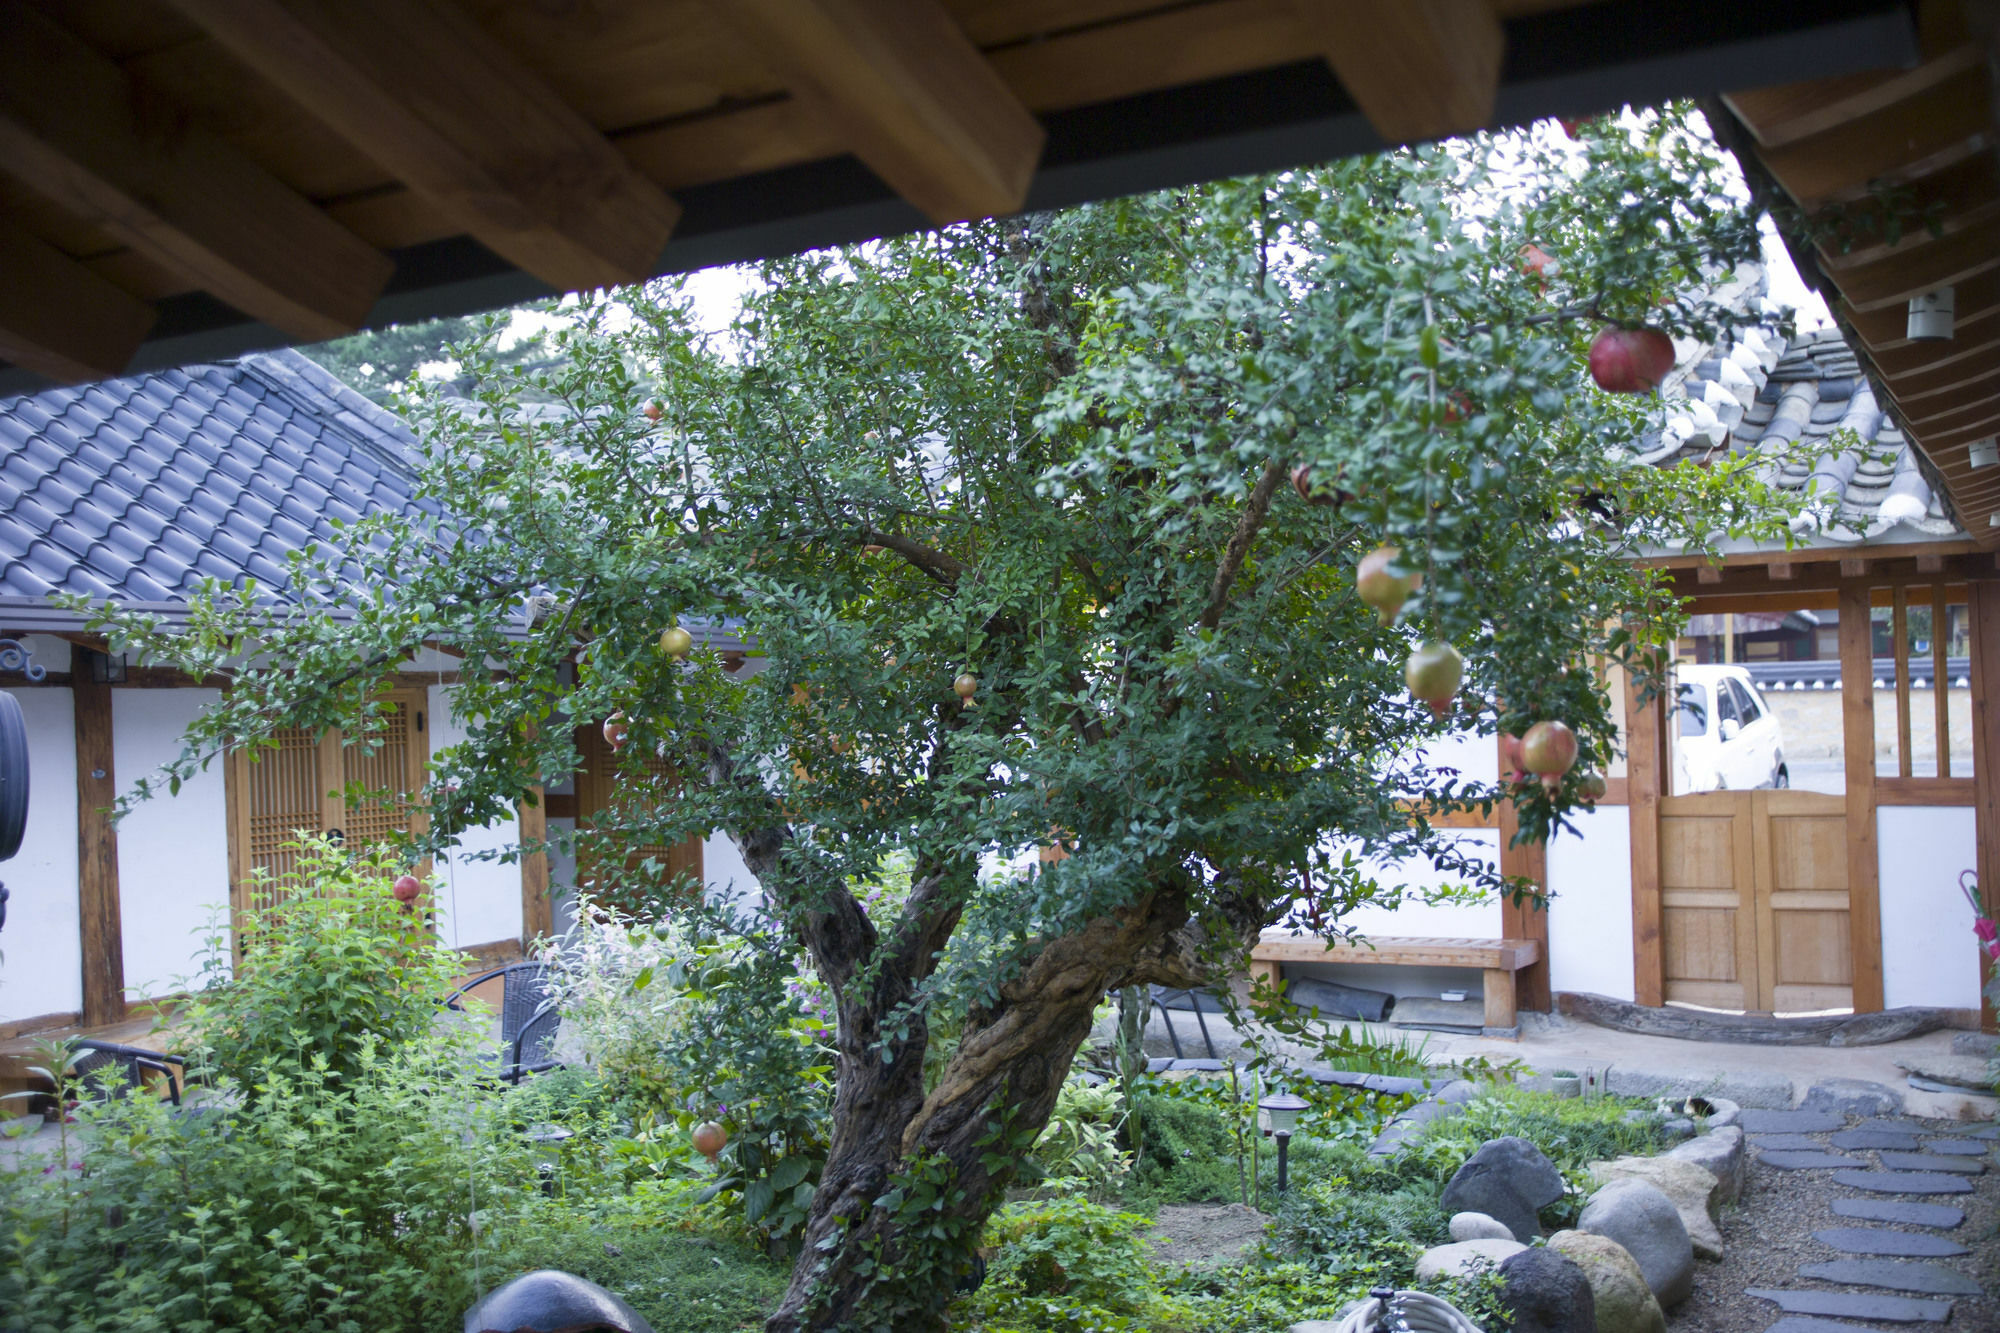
[574,721,703,916]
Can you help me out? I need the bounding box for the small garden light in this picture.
[1258,1091,1309,1191]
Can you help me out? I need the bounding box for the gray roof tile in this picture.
[0,349,428,618]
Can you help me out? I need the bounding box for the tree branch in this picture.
[1198,459,1288,630]
[857,526,964,588]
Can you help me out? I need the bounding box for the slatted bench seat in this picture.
[1249,934,1543,1034]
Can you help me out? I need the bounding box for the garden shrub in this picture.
[1125,1092,1241,1204]
[961,1197,1189,1331]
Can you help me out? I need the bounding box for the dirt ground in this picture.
[1669,1121,2000,1333]
[1146,1202,1273,1270]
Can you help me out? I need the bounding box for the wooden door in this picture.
[574,721,703,917]
[1657,789,1851,1014]
[227,689,430,940]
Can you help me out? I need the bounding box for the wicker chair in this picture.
[442,962,563,1084]
[69,1039,185,1107]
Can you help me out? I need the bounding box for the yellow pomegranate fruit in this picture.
[1357,546,1422,625]
[1404,642,1463,716]
[659,625,694,660]
[1521,719,1579,778]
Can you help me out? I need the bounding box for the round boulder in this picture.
[1548,1230,1666,1333]
[464,1269,653,1333]
[1414,1237,1527,1282]
[1578,1179,1693,1308]
[1450,1210,1518,1242]
[1439,1135,1567,1242]
[1497,1245,1598,1333]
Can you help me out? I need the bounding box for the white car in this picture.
[1672,664,1788,794]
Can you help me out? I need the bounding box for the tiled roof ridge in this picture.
[232,348,424,486]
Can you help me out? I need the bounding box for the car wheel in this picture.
[1773,763,1789,789]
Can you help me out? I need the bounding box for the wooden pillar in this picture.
[1498,786,1551,1013]
[519,788,551,945]
[72,652,125,1026]
[1837,582,1885,1013]
[1967,581,2000,1032]
[1626,670,1664,1007]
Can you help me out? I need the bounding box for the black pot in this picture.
[0,690,27,862]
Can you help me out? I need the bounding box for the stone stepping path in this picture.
[1742,1109,1848,1133]
[1833,1169,1975,1195]
[1920,1139,1991,1157]
[1756,1132,1838,1151]
[1796,1260,1984,1297]
[1832,1128,1924,1151]
[1880,1151,1986,1175]
[1747,1287,1954,1322]
[1767,1320,1907,1333]
[1761,1149,1858,1170]
[1831,1198,1966,1228]
[1814,1228,1971,1258]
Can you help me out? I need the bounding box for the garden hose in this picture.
[1335,1286,1486,1333]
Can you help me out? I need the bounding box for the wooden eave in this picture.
[1715,5,2000,549]
[0,0,1922,392]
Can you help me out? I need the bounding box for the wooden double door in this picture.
[1658,790,1853,1014]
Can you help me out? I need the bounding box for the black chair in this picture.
[1149,985,1225,1062]
[69,1039,185,1107]
[442,962,563,1084]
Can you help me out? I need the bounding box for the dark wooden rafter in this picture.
[0,0,390,348]
[1290,0,1504,143]
[0,215,155,382]
[713,0,1044,226]
[161,0,681,292]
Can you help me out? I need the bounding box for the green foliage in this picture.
[965,1198,1185,1329]
[180,836,472,1090]
[1125,1092,1241,1205]
[1026,1078,1131,1195]
[299,311,554,405]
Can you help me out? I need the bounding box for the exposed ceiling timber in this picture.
[0,0,390,343]
[1289,0,1505,143]
[161,0,681,292]
[0,216,156,382]
[711,0,1044,225]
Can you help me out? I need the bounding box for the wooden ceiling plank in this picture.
[163,0,682,292]
[1815,151,2000,272]
[0,216,156,383]
[1876,336,2000,398]
[1842,269,2000,351]
[1752,63,1992,211]
[991,0,1301,115]
[0,0,389,341]
[713,0,1045,226]
[1827,215,2000,311]
[1907,392,2000,432]
[1888,361,2000,411]
[1290,0,1504,144]
[1870,326,2000,381]
[1722,44,1984,149]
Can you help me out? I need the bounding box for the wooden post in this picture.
[1838,582,1885,1013]
[519,788,551,946]
[1934,584,1951,779]
[1497,780,1551,1014]
[1626,670,1665,1007]
[1967,581,2000,1032]
[72,652,125,1026]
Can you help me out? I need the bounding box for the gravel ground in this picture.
[1669,1120,2000,1332]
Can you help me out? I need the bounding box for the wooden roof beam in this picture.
[715,0,1044,226]
[0,217,155,383]
[1291,0,1505,145]
[163,0,681,293]
[0,1,389,343]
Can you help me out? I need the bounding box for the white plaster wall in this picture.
[1877,806,1982,1011]
[704,831,764,917]
[427,684,523,950]
[1414,729,1500,787]
[1545,802,1636,1002]
[1334,828,1501,938]
[113,689,231,997]
[0,686,81,1021]
[18,635,71,674]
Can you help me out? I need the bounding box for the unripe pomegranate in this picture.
[1521,720,1579,778]
[953,673,978,702]
[692,1121,728,1160]
[659,625,693,660]
[392,873,423,904]
[603,711,629,752]
[1577,770,1608,803]
[1357,546,1422,625]
[1405,642,1463,716]
[1588,327,1676,394]
[1499,732,1528,784]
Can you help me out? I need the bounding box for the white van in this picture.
[1672,664,1788,794]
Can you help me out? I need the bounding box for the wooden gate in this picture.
[1658,790,1852,1014]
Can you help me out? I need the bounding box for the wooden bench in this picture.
[1249,934,1543,1034]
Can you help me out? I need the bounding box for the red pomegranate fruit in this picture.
[1499,732,1528,784]
[1521,720,1579,778]
[603,711,629,752]
[644,402,664,422]
[1588,327,1676,394]
[692,1121,728,1160]
[392,874,423,904]
[1404,642,1464,716]
[1357,546,1423,625]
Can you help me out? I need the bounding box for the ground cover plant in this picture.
[93,106,1805,1331]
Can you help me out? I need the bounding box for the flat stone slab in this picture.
[1812,1228,1970,1258]
[1758,1149,1855,1170]
[1918,1138,1990,1157]
[1795,1259,1982,1297]
[1830,1129,1922,1151]
[1948,1124,2000,1140]
[1831,1199,1966,1228]
[1852,1119,1924,1135]
[1832,1170,1974,1195]
[1877,1151,1984,1175]
[1767,1321,1909,1333]
[1741,1109,1847,1133]
[1745,1287,1953,1322]
[1753,1133,1832,1151]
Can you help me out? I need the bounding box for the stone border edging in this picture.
[1557,992,1962,1047]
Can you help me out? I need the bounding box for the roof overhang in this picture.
[0,0,1921,394]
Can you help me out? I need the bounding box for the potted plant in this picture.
[1549,1069,1582,1099]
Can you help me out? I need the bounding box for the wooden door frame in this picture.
[1969,580,2000,1032]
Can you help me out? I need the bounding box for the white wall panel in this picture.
[428,685,523,949]
[113,689,230,997]
[0,687,81,1019]
[1877,806,1981,1011]
[1545,803,1636,1002]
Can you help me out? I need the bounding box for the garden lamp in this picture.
[1258,1092,1309,1191]
[524,1123,572,1197]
